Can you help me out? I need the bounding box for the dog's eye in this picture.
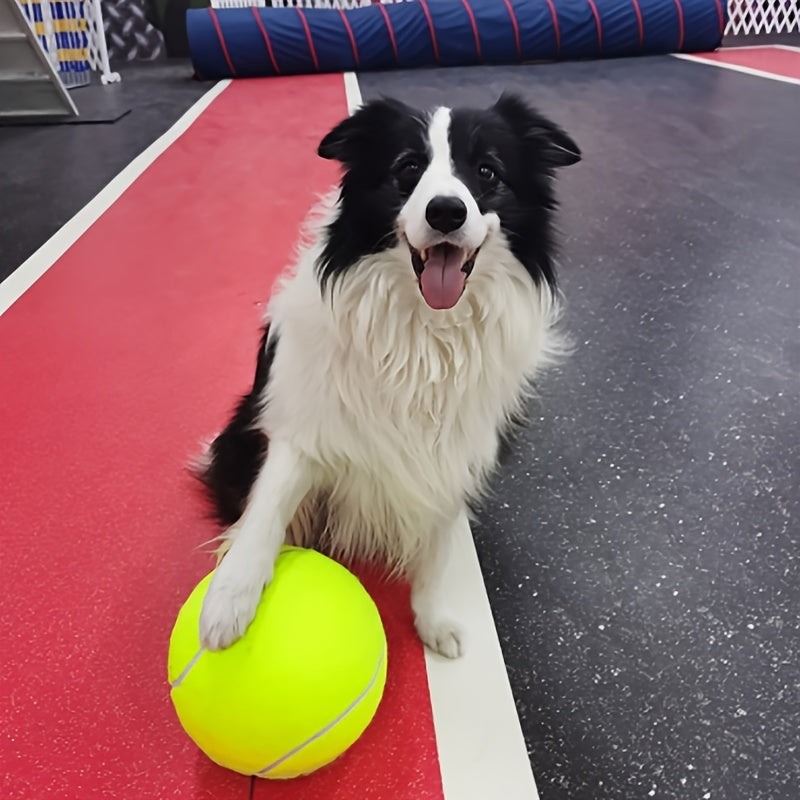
[395,158,424,193]
[397,159,421,179]
[399,158,420,174]
[478,164,497,183]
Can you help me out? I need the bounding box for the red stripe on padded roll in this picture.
[295,7,320,72]
[672,0,686,50]
[460,0,482,60]
[417,0,440,63]
[630,0,644,49]
[338,8,360,66]
[251,7,280,74]
[502,0,522,60]
[713,0,724,34]
[544,0,561,57]
[377,3,399,63]
[208,8,236,76]
[586,0,604,53]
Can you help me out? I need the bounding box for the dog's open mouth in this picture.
[409,243,477,310]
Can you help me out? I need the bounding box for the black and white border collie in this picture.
[197,94,580,658]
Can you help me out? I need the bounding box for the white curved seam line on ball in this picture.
[170,647,205,689]
[255,645,387,777]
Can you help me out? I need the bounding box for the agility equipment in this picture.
[187,0,727,80]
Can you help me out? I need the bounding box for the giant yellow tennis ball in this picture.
[168,546,387,778]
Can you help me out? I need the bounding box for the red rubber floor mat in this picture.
[693,45,800,81]
[0,75,443,800]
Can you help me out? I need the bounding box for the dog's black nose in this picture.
[425,196,467,234]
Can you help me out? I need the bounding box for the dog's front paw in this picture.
[199,553,271,651]
[415,614,465,659]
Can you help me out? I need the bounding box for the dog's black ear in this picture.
[494,93,581,168]
[318,98,418,164]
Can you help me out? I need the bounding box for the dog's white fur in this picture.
[199,109,564,658]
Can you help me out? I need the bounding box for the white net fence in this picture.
[85,0,119,82]
[726,0,800,34]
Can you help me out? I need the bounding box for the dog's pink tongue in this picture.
[419,246,466,310]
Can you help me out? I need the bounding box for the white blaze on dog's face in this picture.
[316,94,581,310]
[398,108,500,310]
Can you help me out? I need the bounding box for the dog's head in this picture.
[318,94,580,310]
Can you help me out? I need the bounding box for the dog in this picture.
[196,93,580,658]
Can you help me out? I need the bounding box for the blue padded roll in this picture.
[187,0,726,80]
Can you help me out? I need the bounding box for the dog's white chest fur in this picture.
[261,226,561,567]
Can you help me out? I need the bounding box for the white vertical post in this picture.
[86,0,119,83]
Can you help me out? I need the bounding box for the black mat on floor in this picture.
[0,74,139,126]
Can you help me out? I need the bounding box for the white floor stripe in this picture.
[343,71,363,109]
[672,53,800,86]
[428,526,540,800]
[0,80,232,319]
[343,71,540,800]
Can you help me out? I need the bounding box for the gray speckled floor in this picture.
[361,57,800,800]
